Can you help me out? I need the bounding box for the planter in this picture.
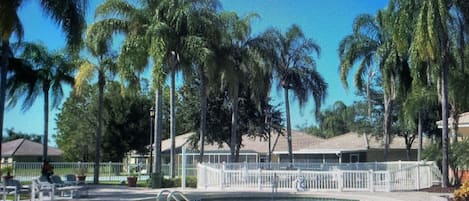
[3,175,13,181]
[77,175,86,184]
[127,176,138,187]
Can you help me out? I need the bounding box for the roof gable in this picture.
[2,139,62,157]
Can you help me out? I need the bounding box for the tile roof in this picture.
[161,131,429,154]
[161,130,325,153]
[2,139,63,157]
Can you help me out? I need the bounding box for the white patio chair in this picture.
[2,179,30,201]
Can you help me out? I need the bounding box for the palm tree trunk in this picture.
[450,111,459,143]
[198,66,207,163]
[154,87,163,174]
[230,82,239,162]
[0,41,10,171]
[42,84,50,162]
[284,87,293,164]
[94,71,105,184]
[383,92,392,161]
[170,65,176,178]
[441,61,449,188]
[417,111,423,161]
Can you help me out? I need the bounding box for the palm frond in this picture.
[74,61,96,94]
[40,0,87,52]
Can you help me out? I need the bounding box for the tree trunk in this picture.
[199,66,207,163]
[0,41,10,172]
[418,111,423,161]
[441,61,449,188]
[170,64,176,178]
[284,87,293,164]
[42,84,50,162]
[383,92,392,161]
[450,111,459,143]
[154,87,163,174]
[230,82,239,162]
[94,71,105,184]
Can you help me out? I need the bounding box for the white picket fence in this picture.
[197,161,441,192]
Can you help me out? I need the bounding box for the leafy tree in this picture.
[56,81,152,162]
[423,139,469,186]
[0,0,87,169]
[184,80,284,157]
[7,42,75,161]
[260,24,327,164]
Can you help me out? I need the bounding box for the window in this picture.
[350,153,359,163]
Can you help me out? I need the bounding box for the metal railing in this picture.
[3,162,149,182]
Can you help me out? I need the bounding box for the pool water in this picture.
[201,197,357,201]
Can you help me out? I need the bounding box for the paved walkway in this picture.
[64,185,452,201]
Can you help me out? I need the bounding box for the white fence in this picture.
[197,161,441,192]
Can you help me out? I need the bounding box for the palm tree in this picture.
[7,42,75,162]
[338,10,413,161]
[179,1,222,163]
[152,0,222,176]
[215,12,270,162]
[263,25,327,164]
[93,0,165,176]
[411,0,452,187]
[93,0,221,177]
[75,26,118,184]
[0,0,87,169]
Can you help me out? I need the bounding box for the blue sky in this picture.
[5,0,388,145]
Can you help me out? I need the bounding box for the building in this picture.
[1,138,63,163]
[155,130,428,167]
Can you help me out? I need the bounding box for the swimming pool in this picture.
[200,197,357,201]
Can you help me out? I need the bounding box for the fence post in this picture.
[181,145,186,189]
[204,164,208,189]
[368,169,374,192]
[108,161,112,181]
[337,170,343,192]
[416,162,421,190]
[386,171,391,192]
[258,168,262,190]
[219,162,225,190]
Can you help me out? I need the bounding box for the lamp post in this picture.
[149,107,155,175]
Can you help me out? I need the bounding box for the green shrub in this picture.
[186,176,197,188]
[146,176,196,188]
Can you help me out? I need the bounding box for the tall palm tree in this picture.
[0,0,87,169]
[75,26,118,184]
[93,0,221,177]
[7,42,75,162]
[215,12,269,162]
[339,10,412,161]
[152,0,221,176]
[263,25,327,163]
[411,0,452,187]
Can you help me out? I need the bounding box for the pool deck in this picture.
[63,185,452,201]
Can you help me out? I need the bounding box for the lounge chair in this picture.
[31,178,55,201]
[50,175,85,198]
[2,179,30,201]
